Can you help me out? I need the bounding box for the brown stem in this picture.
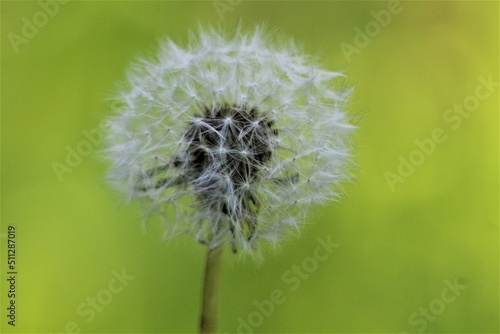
[200,246,223,334]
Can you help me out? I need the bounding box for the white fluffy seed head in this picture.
[104,25,355,255]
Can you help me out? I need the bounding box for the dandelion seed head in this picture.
[104,25,355,254]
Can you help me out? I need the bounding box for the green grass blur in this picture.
[1,1,498,333]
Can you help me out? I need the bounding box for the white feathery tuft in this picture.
[104,25,355,254]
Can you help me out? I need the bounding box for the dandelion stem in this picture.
[200,245,223,334]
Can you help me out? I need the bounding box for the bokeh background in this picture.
[1,1,498,333]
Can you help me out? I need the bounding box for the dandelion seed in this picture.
[104,25,355,254]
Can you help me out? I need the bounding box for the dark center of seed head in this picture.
[183,104,277,218]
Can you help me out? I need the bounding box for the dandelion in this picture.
[104,25,354,333]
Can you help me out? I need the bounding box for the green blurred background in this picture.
[1,1,498,333]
